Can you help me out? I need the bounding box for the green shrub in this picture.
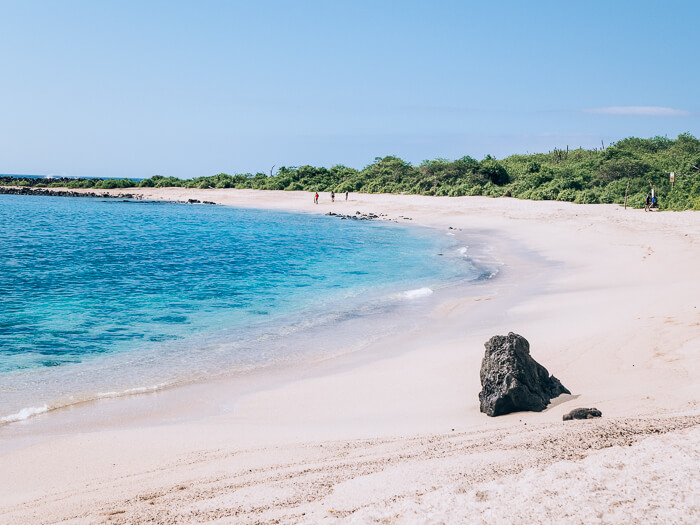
[574,190,599,204]
[557,189,577,202]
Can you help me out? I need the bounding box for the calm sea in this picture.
[0,195,488,423]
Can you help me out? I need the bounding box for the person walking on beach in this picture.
[331,191,335,202]
[345,191,349,200]
[645,193,651,211]
[314,192,319,204]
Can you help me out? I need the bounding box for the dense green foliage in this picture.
[4,134,699,210]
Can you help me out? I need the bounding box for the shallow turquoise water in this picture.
[0,195,485,421]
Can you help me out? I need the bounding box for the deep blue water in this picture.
[0,195,484,421]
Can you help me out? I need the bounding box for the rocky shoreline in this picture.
[0,186,136,199]
[326,210,415,223]
[0,186,217,205]
[0,186,433,226]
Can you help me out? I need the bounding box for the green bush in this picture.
[557,189,577,202]
[574,190,599,204]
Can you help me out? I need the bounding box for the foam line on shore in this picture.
[0,405,49,424]
[398,287,434,299]
[97,382,171,399]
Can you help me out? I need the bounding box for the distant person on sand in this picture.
[345,191,349,200]
[331,191,335,202]
[645,193,651,212]
[314,192,319,204]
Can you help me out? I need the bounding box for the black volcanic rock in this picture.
[563,408,602,421]
[479,332,570,417]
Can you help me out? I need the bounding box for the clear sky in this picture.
[1,0,698,178]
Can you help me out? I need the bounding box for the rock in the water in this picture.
[563,408,602,421]
[479,332,570,416]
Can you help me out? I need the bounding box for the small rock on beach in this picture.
[563,407,603,421]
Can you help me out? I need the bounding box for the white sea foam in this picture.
[1,404,49,423]
[399,287,434,299]
[97,383,170,399]
[458,246,468,255]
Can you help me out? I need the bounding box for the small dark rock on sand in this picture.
[479,332,570,417]
[563,408,602,421]
[328,211,378,221]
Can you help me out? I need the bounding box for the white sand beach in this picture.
[1,189,699,524]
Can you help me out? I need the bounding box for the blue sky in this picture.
[1,0,697,178]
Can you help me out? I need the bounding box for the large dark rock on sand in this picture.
[563,408,602,421]
[479,332,570,416]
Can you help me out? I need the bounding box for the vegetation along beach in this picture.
[3,134,699,210]
[1,1,699,524]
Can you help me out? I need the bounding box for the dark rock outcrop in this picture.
[563,408,602,421]
[0,186,147,201]
[0,186,110,199]
[326,211,379,221]
[479,332,570,416]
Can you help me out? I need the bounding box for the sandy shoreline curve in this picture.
[1,188,699,523]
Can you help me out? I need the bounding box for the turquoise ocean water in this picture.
[0,195,489,423]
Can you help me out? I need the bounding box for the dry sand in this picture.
[1,188,699,523]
